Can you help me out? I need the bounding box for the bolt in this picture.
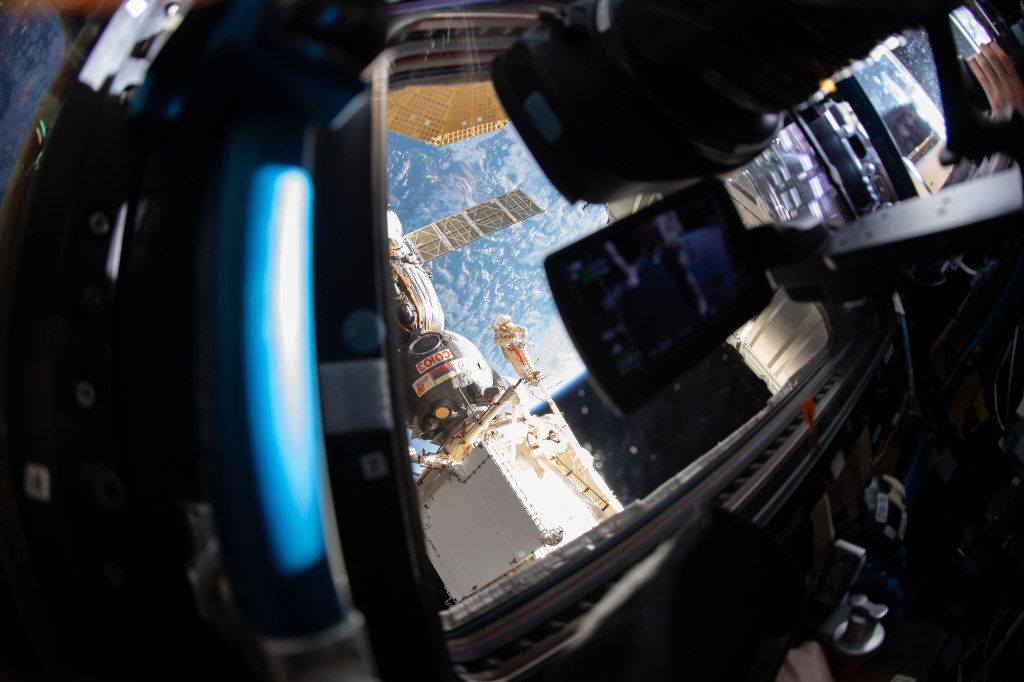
[74,380,98,411]
[81,466,126,513]
[87,210,110,238]
[118,85,137,107]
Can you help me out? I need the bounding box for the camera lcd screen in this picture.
[545,179,772,413]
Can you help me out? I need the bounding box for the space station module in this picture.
[400,325,622,602]
[417,412,621,601]
[388,210,445,336]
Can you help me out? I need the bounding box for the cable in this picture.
[894,293,918,415]
[1004,324,1019,430]
[993,342,1012,431]
[964,251,1024,360]
[978,603,1011,682]
[907,268,953,287]
[960,337,1012,430]
[970,607,1024,682]
[990,327,1020,432]
[958,636,987,682]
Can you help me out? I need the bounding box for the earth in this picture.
[0,5,65,205]
[387,126,606,400]
[387,126,772,502]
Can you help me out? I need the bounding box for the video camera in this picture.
[490,0,1024,411]
[491,0,956,204]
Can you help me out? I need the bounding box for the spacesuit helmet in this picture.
[492,314,513,330]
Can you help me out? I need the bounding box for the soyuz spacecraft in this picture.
[387,207,622,602]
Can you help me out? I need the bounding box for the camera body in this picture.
[492,0,934,203]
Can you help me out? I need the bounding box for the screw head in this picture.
[74,380,98,411]
[118,85,138,107]
[87,211,110,238]
[96,472,126,512]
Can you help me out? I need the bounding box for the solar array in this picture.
[404,189,543,262]
[387,83,509,147]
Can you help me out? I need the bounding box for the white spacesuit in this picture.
[492,314,541,385]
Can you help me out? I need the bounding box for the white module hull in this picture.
[418,414,620,602]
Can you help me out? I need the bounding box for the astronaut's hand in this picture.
[968,42,1024,118]
[775,641,834,682]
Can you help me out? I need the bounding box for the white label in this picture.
[892,292,906,316]
[875,492,889,524]
[596,0,612,32]
[413,373,433,397]
[360,451,390,481]
[934,448,957,483]
[412,360,466,397]
[830,452,845,480]
[24,463,51,502]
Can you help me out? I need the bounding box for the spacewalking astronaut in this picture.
[492,314,541,385]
